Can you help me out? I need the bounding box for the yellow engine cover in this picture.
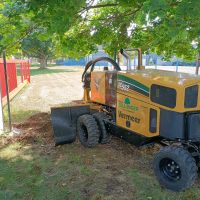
[117,93,160,137]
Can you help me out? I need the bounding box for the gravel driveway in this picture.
[11,67,83,112]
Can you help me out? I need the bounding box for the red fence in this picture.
[0,60,30,98]
[20,61,30,83]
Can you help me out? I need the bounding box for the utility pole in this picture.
[176,60,179,72]
[0,85,4,131]
[195,51,200,75]
[3,50,12,132]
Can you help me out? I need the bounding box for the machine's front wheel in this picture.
[77,114,100,148]
[93,112,111,144]
[153,145,198,191]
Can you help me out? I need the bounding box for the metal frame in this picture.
[119,48,143,70]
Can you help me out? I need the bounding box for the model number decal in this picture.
[118,82,129,91]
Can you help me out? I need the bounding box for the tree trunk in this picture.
[195,51,200,75]
[39,56,48,69]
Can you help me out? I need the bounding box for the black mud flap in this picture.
[51,105,90,145]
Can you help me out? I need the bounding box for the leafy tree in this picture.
[140,0,200,73]
[1,0,200,74]
[0,0,87,55]
[21,33,55,68]
[0,1,34,54]
[63,0,200,72]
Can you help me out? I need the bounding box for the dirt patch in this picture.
[1,111,161,175]
[2,113,54,146]
[5,112,160,166]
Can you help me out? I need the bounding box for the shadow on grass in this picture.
[0,142,83,200]
[1,137,200,200]
[30,68,77,76]
[1,110,200,200]
[31,64,58,67]
[128,169,200,200]
[0,110,90,199]
[17,68,77,76]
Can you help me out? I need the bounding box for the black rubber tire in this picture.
[153,146,198,191]
[93,112,111,144]
[77,114,100,148]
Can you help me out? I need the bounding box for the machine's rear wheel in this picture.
[77,114,100,148]
[93,112,111,144]
[153,145,198,191]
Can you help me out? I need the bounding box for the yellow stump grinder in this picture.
[51,49,200,191]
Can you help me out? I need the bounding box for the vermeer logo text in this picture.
[118,111,140,124]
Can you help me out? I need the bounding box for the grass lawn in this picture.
[1,138,200,200]
[2,85,39,128]
[17,67,78,77]
[30,68,77,76]
[0,108,200,200]
[30,64,58,68]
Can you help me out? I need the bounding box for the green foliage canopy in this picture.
[21,30,55,67]
[0,0,200,61]
[63,0,200,60]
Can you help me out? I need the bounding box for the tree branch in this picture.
[85,3,143,26]
[79,3,118,14]
[4,25,37,51]
[85,3,118,9]
[87,9,140,22]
